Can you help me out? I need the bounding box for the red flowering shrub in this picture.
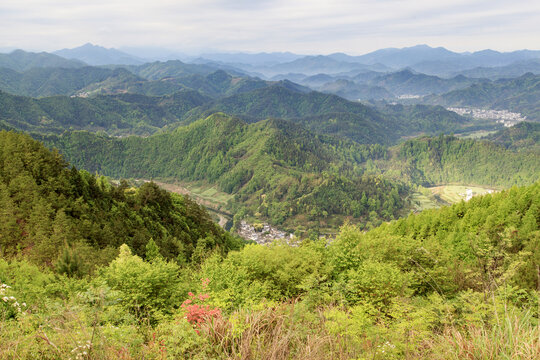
[181,278,221,334]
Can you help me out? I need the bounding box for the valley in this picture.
[0,40,539,360]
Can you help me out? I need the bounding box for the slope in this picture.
[39,113,408,229]
[0,90,211,135]
[0,50,86,71]
[426,73,540,120]
[0,130,240,270]
[184,84,472,144]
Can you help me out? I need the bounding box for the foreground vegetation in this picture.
[1,135,538,358]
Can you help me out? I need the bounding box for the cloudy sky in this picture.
[1,0,539,55]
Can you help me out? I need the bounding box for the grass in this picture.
[456,130,499,139]
[410,192,444,212]
[422,310,540,360]
[411,184,498,212]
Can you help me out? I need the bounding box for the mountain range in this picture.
[53,43,147,66]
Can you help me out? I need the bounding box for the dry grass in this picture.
[201,303,351,360]
[421,311,540,360]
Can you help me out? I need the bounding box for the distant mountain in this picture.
[183,84,470,144]
[323,45,540,77]
[411,49,540,76]
[366,69,482,96]
[125,60,233,80]
[426,73,540,120]
[269,73,308,82]
[352,45,462,69]
[318,79,393,100]
[455,59,540,79]
[0,49,86,71]
[0,90,211,135]
[0,66,143,97]
[351,71,386,83]
[54,43,146,65]
[251,55,391,77]
[156,70,267,98]
[298,73,340,87]
[198,52,303,66]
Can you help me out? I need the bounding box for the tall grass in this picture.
[422,310,540,360]
[201,303,352,360]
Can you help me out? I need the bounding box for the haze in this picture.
[1,0,540,55]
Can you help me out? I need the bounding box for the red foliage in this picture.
[181,278,221,334]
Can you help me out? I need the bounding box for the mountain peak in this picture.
[53,43,145,66]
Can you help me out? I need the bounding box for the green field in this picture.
[411,184,498,212]
[430,185,496,203]
[456,130,498,139]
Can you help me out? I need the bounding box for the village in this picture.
[447,107,526,127]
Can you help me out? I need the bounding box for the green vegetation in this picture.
[39,113,406,230]
[381,133,540,188]
[366,69,481,96]
[0,89,211,135]
[0,130,241,269]
[0,49,85,71]
[0,67,143,97]
[34,117,540,230]
[485,121,540,150]
[0,66,271,99]
[1,175,538,358]
[427,72,540,121]
[183,85,471,144]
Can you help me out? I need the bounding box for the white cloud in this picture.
[0,0,539,54]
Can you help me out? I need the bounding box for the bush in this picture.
[99,244,182,322]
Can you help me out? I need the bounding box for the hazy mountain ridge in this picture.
[54,43,147,65]
[0,49,86,71]
[0,89,211,135]
[426,72,540,120]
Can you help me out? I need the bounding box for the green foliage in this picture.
[0,183,538,359]
[40,113,407,228]
[99,244,182,322]
[0,89,211,136]
[0,130,240,270]
[391,133,540,187]
[0,49,85,72]
[428,72,540,121]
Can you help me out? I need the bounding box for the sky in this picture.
[1,0,539,55]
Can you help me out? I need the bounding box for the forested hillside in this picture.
[427,72,540,120]
[365,69,481,96]
[1,177,538,359]
[0,67,143,97]
[0,49,86,71]
[39,113,407,229]
[0,131,241,271]
[182,85,472,144]
[0,90,211,135]
[387,133,540,187]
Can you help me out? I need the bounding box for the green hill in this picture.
[39,113,407,229]
[0,66,142,97]
[125,60,231,80]
[184,85,472,144]
[383,132,540,187]
[366,69,481,96]
[427,72,540,120]
[0,90,211,135]
[0,130,240,270]
[485,121,540,149]
[0,49,86,71]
